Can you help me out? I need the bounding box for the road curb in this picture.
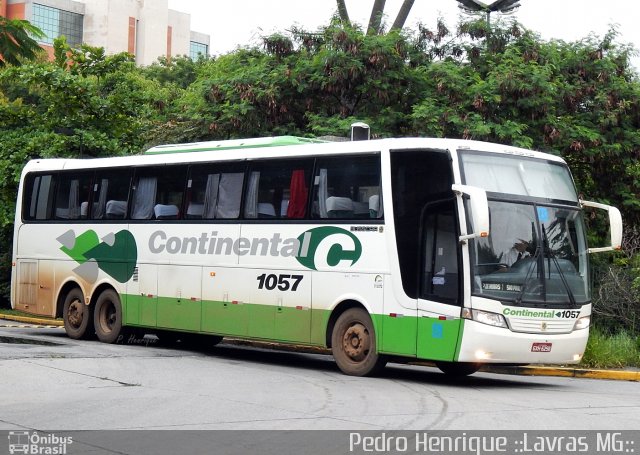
[482,365,640,382]
[0,313,64,327]
[1,313,637,381]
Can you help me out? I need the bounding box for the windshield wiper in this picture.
[542,225,577,307]
[514,245,540,305]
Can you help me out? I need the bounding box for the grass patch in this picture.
[0,308,61,320]
[582,326,640,369]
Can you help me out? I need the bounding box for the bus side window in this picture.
[131,176,157,220]
[54,173,93,220]
[186,165,245,219]
[312,155,382,220]
[244,160,312,219]
[92,170,132,220]
[130,167,187,220]
[23,174,54,221]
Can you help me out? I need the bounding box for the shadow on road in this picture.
[22,327,559,389]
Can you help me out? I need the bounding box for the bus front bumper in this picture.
[456,320,589,365]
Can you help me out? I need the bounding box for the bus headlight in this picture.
[574,315,590,330]
[463,308,507,328]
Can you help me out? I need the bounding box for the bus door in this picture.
[416,198,463,361]
[14,258,54,316]
[390,149,459,359]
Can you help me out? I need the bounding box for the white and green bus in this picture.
[11,136,622,376]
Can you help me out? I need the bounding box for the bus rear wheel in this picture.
[94,289,124,344]
[63,288,93,339]
[331,307,386,376]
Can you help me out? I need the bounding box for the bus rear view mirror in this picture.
[580,200,623,253]
[452,184,490,242]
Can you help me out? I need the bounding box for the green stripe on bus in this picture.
[122,294,463,362]
[144,136,327,155]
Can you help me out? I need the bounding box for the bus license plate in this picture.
[531,342,552,352]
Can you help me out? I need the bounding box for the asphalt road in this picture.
[1,324,639,432]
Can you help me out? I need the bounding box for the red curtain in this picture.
[287,170,308,218]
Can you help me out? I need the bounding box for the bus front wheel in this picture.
[331,307,386,376]
[63,288,93,339]
[94,289,124,344]
[435,361,482,377]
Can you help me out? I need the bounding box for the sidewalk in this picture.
[480,364,640,381]
[1,312,637,381]
[0,313,63,327]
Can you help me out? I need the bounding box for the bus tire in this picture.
[63,288,93,340]
[435,361,482,377]
[160,332,223,349]
[94,289,124,344]
[331,307,386,376]
[205,335,224,347]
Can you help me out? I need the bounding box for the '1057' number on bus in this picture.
[257,274,303,291]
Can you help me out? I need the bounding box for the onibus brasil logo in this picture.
[8,431,73,455]
[59,226,362,282]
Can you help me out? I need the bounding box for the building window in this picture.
[32,3,83,47]
[189,41,208,60]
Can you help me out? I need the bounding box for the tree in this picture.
[0,16,45,66]
[141,54,209,89]
[154,21,426,143]
[336,0,351,27]
[390,0,415,31]
[410,20,640,226]
[336,0,416,34]
[0,44,176,306]
[367,0,386,35]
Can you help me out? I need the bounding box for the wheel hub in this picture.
[100,303,116,332]
[67,301,83,327]
[342,323,370,361]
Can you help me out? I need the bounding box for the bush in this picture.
[582,326,640,368]
[0,225,11,309]
[591,226,640,335]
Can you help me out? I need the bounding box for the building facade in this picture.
[2,0,210,65]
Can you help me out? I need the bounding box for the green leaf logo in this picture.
[58,229,138,283]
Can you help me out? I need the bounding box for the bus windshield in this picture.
[460,151,590,306]
[459,151,578,202]
[469,201,590,305]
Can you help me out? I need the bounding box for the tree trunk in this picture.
[390,0,415,31]
[336,0,351,26]
[367,0,386,35]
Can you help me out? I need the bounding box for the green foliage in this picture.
[157,22,426,142]
[141,54,209,89]
[410,20,640,226]
[54,37,136,77]
[0,42,173,304]
[591,227,640,335]
[0,16,45,67]
[582,326,640,368]
[0,224,11,307]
